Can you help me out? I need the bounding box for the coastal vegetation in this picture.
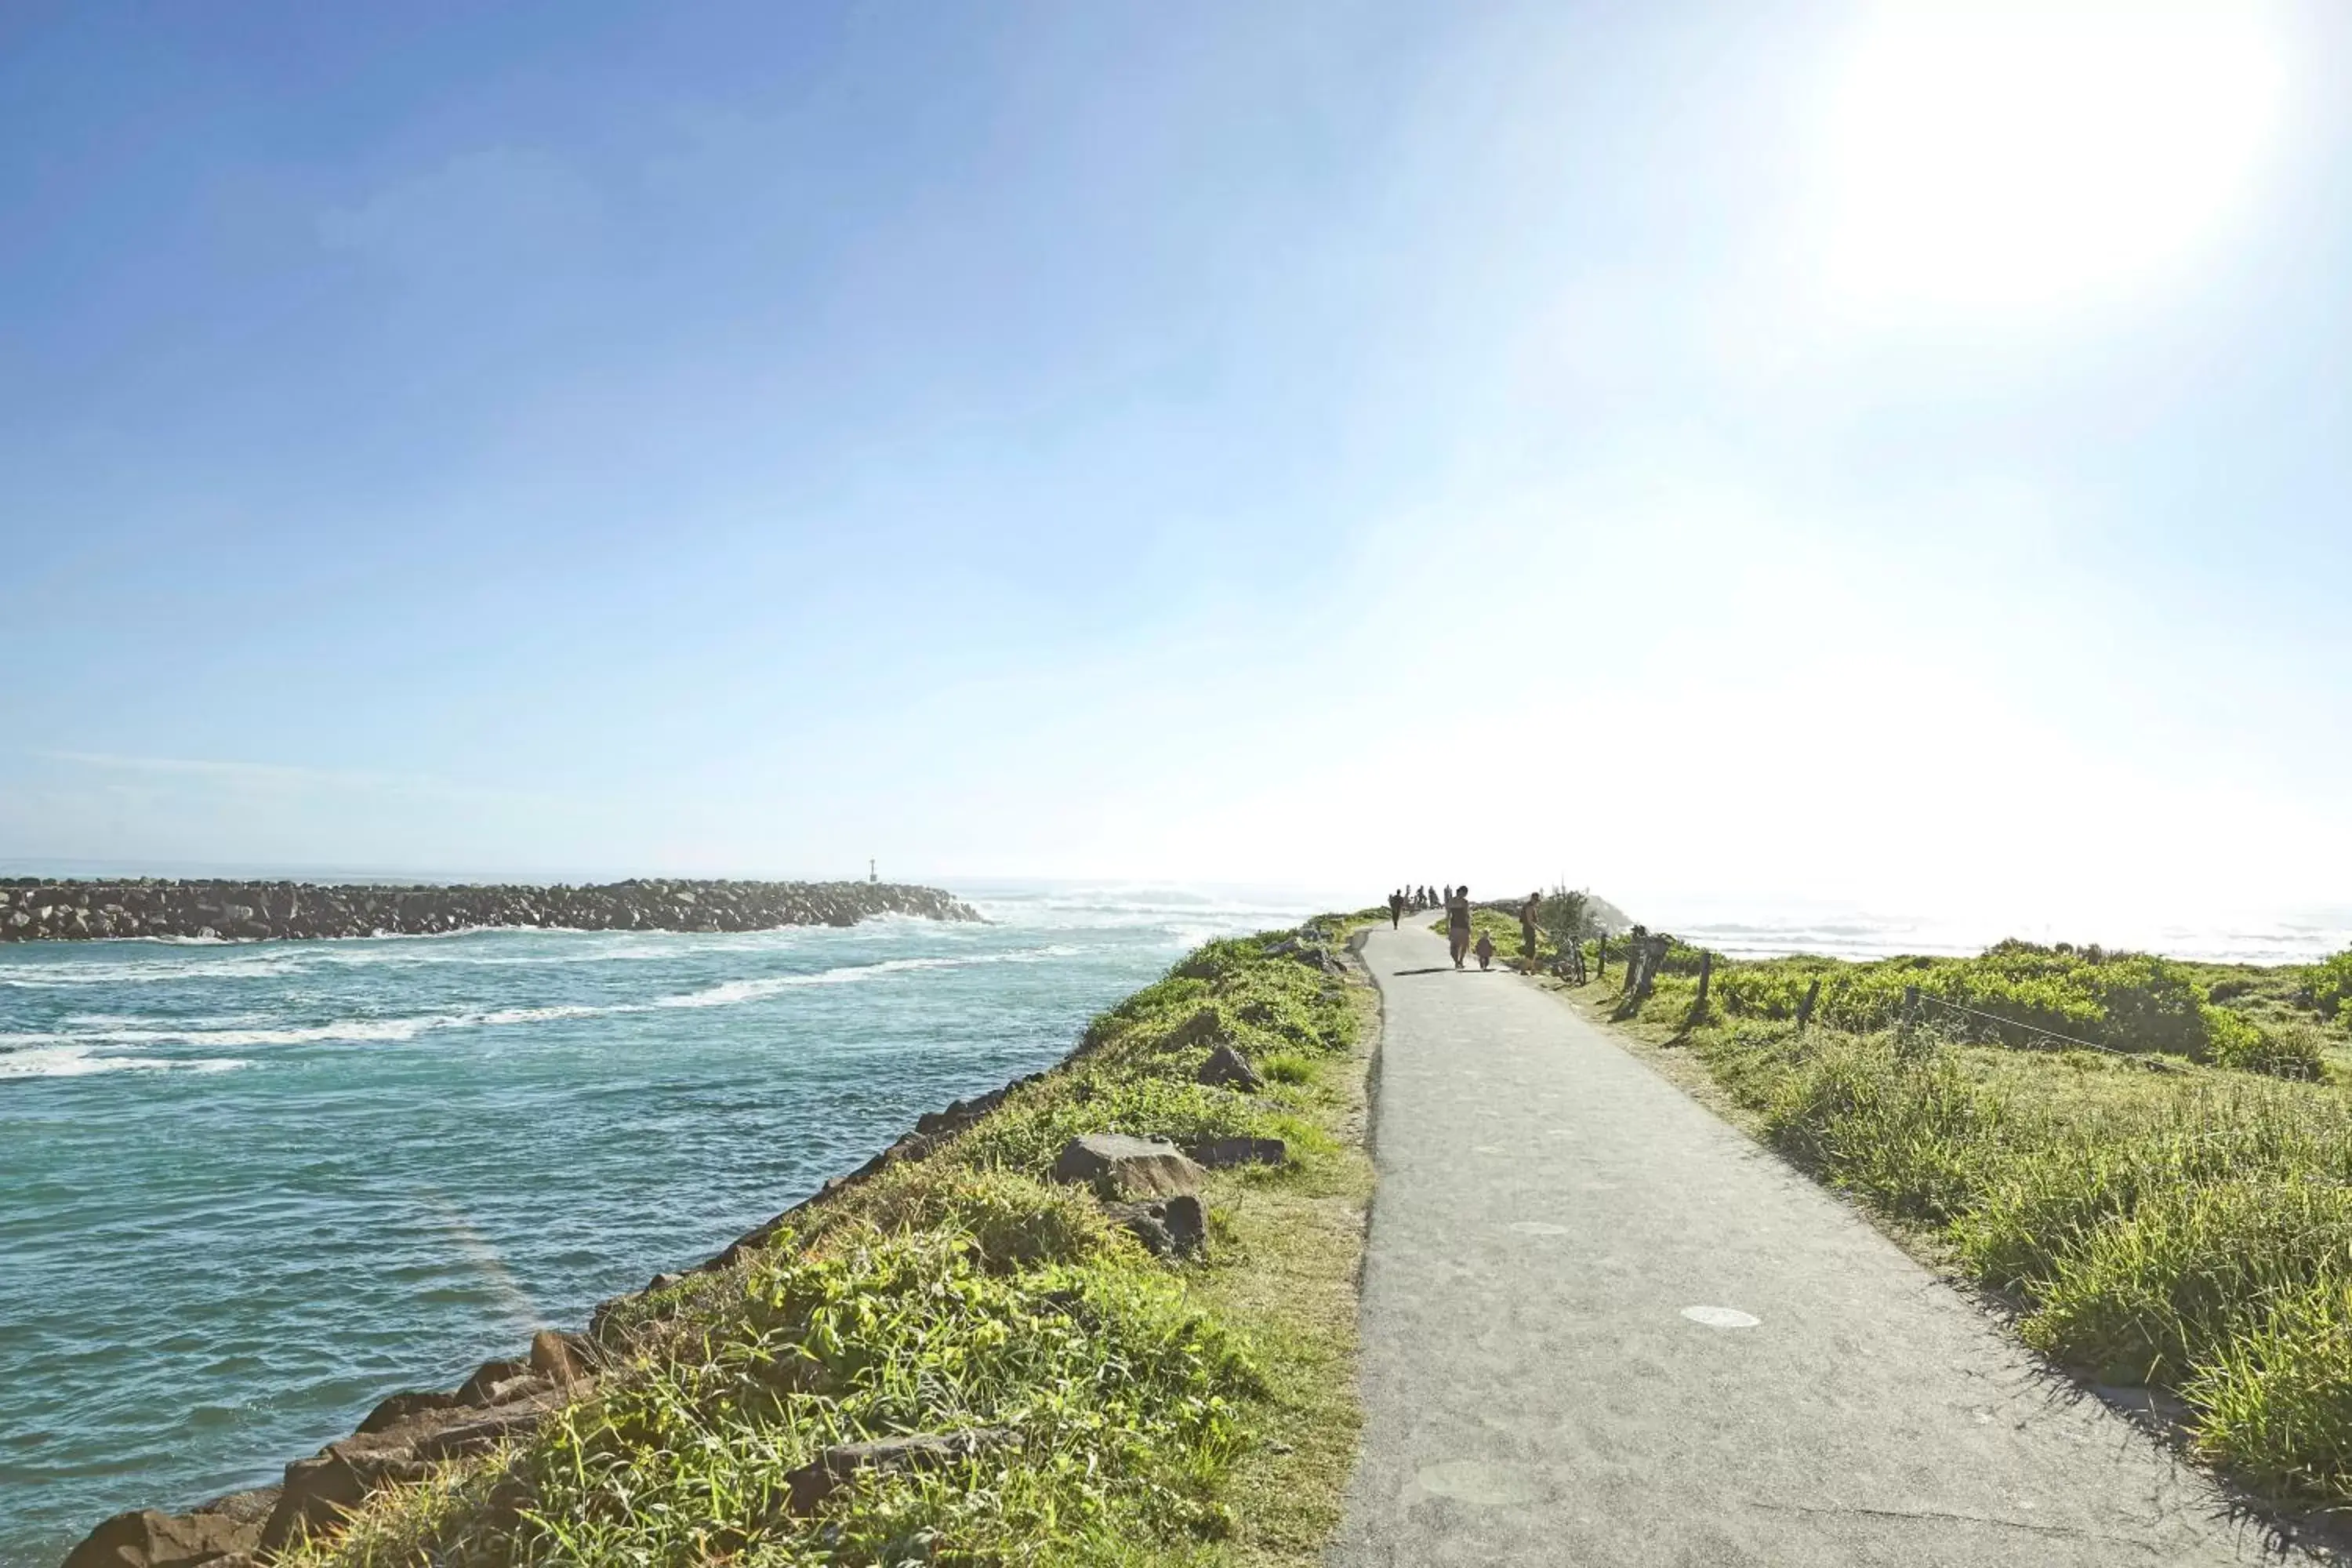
[138,921,1377,1567]
[1566,934,2352,1512]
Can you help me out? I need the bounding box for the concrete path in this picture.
[1332,922,2320,1566]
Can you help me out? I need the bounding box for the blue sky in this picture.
[3,1,2347,932]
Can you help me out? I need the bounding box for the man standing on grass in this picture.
[1446,884,1472,968]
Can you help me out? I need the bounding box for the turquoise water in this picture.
[0,885,1305,1566]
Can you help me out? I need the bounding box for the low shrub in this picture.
[845,1166,1126,1272]
[1258,1051,1316,1086]
[1713,942,2299,1072]
[1089,942,1353,1073]
[2209,1016,2326,1080]
[2314,950,2352,1022]
[1713,962,1835,1021]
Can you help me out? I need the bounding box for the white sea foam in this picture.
[468,1003,619,1026]
[652,952,1014,1009]
[0,952,309,987]
[0,1017,438,1048]
[0,1046,249,1080]
[0,945,1104,1063]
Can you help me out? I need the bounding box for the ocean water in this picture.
[1660,902,2352,966]
[0,885,1309,1568]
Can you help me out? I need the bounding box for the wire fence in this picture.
[1544,942,2187,1073]
[1904,988,2179,1073]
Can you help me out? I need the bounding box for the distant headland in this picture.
[0,878,982,943]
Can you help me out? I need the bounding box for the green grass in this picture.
[1676,939,2336,1079]
[1255,1053,1315,1087]
[1568,953,2352,1513]
[1424,909,1546,966]
[289,922,1377,1568]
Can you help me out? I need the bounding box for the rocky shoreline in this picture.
[0,878,980,944]
[57,923,1356,1568]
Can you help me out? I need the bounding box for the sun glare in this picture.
[1820,2,2287,313]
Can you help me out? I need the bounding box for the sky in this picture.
[3,0,2347,937]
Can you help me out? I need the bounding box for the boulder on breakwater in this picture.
[0,878,982,943]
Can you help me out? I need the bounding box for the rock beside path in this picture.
[1050,1134,1206,1200]
[1105,1194,1207,1257]
[0,877,981,944]
[780,1428,1015,1516]
[1187,1135,1287,1170]
[1195,1042,1265,1090]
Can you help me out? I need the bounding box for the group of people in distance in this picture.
[1386,884,1547,973]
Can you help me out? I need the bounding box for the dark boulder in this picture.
[355,1390,460,1436]
[455,1357,534,1407]
[530,1328,592,1385]
[1105,1194,1207,1258]
[1168,1007,1225,1047]
[1049,1134,1204,1200]
[256,1381,583,1554]
[190,1491,278,1527]
[1195,1043,1263,1091]
[411,1384,578,1461]
[1187,1136,1287,1170]
[61,1508,260,1568]
[258,1434,433,1554]
[779,1428,1014,1516]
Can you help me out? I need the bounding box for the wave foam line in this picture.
[0,945,1096,1056]
[0,1047,249,1080]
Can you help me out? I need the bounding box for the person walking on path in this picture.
[1474,929,1496,970]
[1520,891,1542,973]
[1446,884,1472,968]
[1388,889,1404,930]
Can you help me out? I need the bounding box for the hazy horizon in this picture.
[5,2,2347,939]
[5,860,2346,968]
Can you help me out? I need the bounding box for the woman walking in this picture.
[1446,884,1472,969]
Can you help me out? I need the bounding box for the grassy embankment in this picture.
[294,920,1378,1567]
[1542,927,2352,1513]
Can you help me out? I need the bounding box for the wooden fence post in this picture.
[1632,933,1663,1000]
[1595,936,1607,982]
[1694,951,1711,1013]
[1797,976,1820,1029]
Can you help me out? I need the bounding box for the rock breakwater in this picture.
[0,878,980,943]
